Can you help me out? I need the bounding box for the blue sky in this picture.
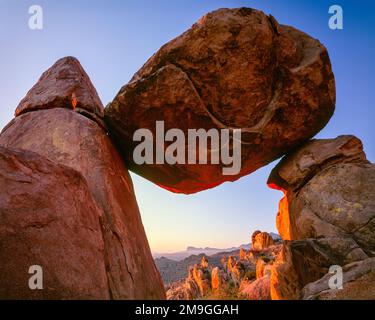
[1,0,374,252]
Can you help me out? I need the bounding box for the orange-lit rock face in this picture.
[227,256,235,272]
[105,7,335,194]
[191,265,211,297]
[270,240,334,300]
[270,243,299,300]
[268,135,375,300]
[185,257,213,298]
[239,248,246,260]
[200,256,209,269]
[252,231,274,250]
[211,267,225,291]
[268,180,292,242]
[256,259,267,279]
[276,195,292,240]
[267,185,294,241]
[185,276,201,300]
[71,93,78,109]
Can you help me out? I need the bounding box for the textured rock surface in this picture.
[240,275,271,300]
[185,276,201,300]
[164,232,282,300]
[302,257,375,300]
[211,267,226,291]
[256,259,267,279]
[15,57,104,124]
[168,258,213,300]
[190,259,211,297]
[0,109,165,299]
[268,135,375,299]
[268,135,375,261]
[0,146,108,299]
[270,239,336,300]
[252,231,274,251]
[0,58,165,299]
[166,280,189,300]
[105,7,335,194]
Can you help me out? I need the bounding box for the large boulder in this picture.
[252,231,274,250]
[0,57,165,299]
[105,7,335,194]
[268,135,375,299]
[0,146,108,299]
[268,135,375,261]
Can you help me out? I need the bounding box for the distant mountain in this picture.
[153,244,251,261]
[155,249,242,284]
[270,232,282,241]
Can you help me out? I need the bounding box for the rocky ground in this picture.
[166,231,282,300]
[155,254,224,284]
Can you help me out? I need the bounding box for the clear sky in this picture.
[1,0,374,253]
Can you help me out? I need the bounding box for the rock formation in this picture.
[166,256,213,300]
[0,146,108,299]
[268,135,375,299]
[211,267,227,291]
[0,57,165,299]
[165,231,281,300]
[15,56,104,126]
[200,256,209,269]
[302,257,375,300]
[240,275,271,300]
[189,258,211,297]
[239,248,246,260]
[256,258,272,279]
[252,231,274,250]
[105,7,335,194]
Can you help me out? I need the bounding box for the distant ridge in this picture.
[153,233,281,261]
[153,243,251,261]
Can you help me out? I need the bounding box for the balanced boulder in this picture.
[105,8,335,194]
